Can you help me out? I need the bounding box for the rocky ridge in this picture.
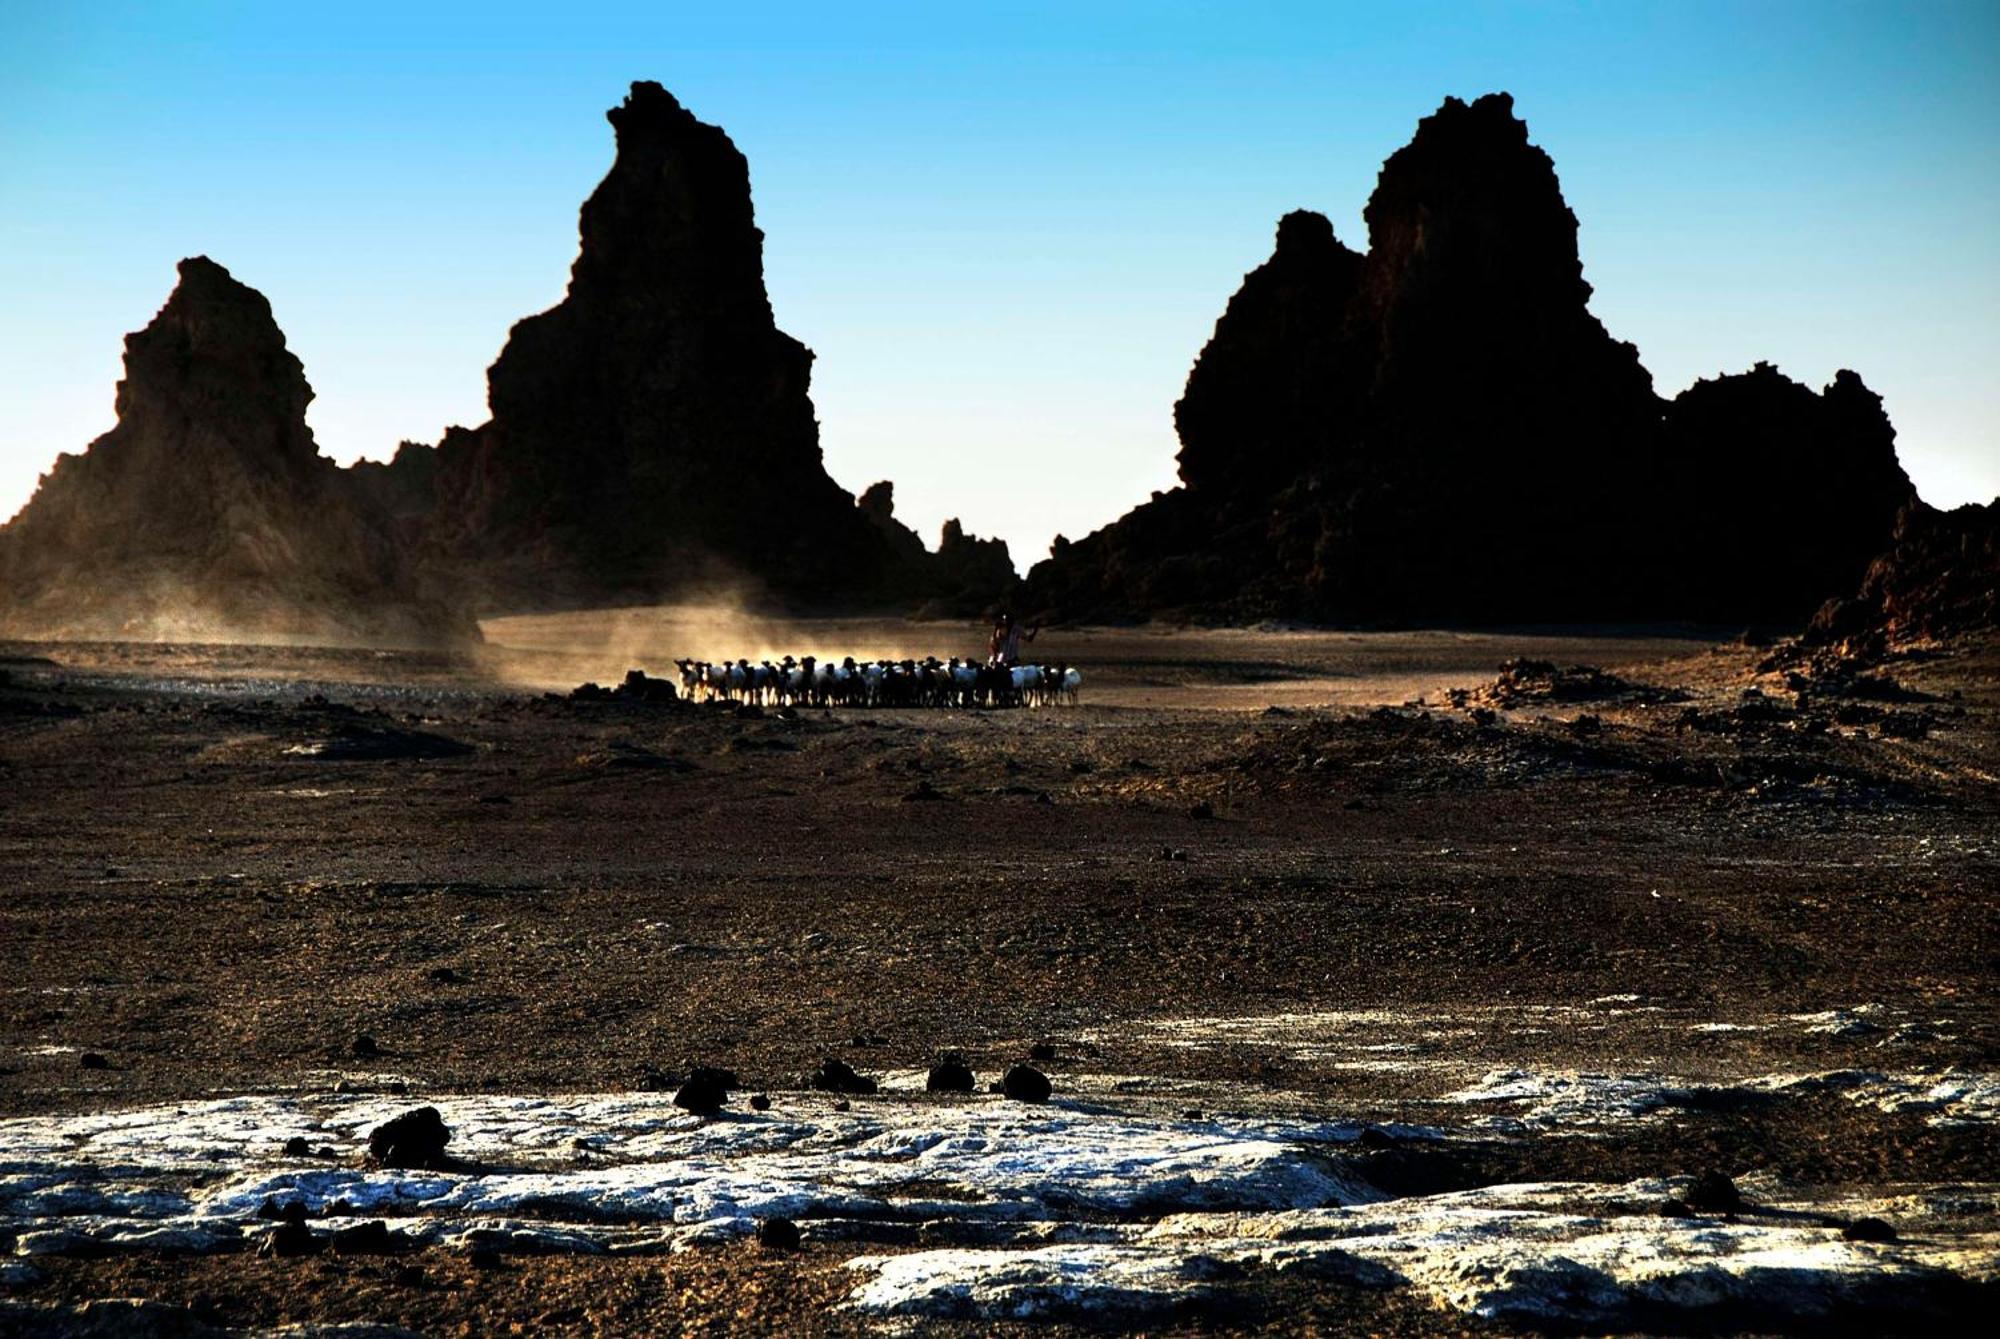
[1025,93,1917,628]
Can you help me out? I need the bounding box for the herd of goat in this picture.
[673,655,1083,709]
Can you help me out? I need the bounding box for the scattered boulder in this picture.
[749,1094,772,1112]
[1002,1064,1053,1103]
[926,1054,976,1094]
[350,1034,380,1059]
[756,1216,802,1251]
[281,1136,312,1157]
[1843,1216,1899,1243]
[1684,1169,1743,1213]
[331,1219,400,1254]
[673,1066,736,1114]
[810,1058,878,1096]
[258,1219,322,1259]
[78,1052,109,1071]
[367,1106,452,1170]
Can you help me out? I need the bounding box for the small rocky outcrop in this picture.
[0,259,473,646]
[1806,498,1998,652]
[1026,93,1916,628]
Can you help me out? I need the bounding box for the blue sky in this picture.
[2,1,1995,564]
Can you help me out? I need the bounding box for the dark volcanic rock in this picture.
[367,1106,452,1169]
[401,82,922,613]
[1174,209,1365,498]
[1001,1063,1053,1103]
[809,1057,878,1095]
[0,258,473,647]
[1806,498,1999,652]
[756,1216,802,1251]
[925,1053,976,1094]
[1660,363,1915,622]
[673,1065,736,1114]
[1025,93,1915,628]
[1685,1169,1744,1213]
[258,1219,323,1259]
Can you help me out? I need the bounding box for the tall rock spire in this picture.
[414,81,905,611]
[0,258,471,645]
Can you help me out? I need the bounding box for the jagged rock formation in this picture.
[857,480,1017,616]
[0,258,473,646]
[1027,93,1916,627]
[1661,363,1916,623]
[394,81,922,613]
[1805,499,1999,652]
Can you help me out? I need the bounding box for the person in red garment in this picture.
[988,612,1039,666]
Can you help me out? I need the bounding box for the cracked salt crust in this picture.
[0,1091,1384,1259]
[848,1179,2000,1324]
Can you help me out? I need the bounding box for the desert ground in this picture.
[1,613,1995,1335]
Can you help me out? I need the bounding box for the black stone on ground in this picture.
[367,1106,452,1169]
[1002,1064,1053,1103]
[78,1053,109,1070]
[673,1065,735,1114]
[926,1054,975,1093]
[1685,1169,1743,1212]
[756,1217,802,1251]
[810,1057,878,1095]
[258,1220,322,1259]
[1843,1216,1898,1243]
[749,1094,771,1111]
[332,1220,399,1254]
[281,1136,311,1157]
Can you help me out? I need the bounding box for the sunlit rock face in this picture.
[1808,496,1998,652]
[1026,93,1915,628]
[397,81,922,613]
[0,258,472,647]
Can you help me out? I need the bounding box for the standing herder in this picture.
[988,612,1039,666]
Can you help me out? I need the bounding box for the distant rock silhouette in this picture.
[1026,93,1915,627]
[1806,498,1998,652]
[858,480,1016,615]
[390,81,973,614]
[0,258,473,646]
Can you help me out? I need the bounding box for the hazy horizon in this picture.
[3,1,1995,568]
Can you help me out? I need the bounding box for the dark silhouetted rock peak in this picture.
[1029,92,1914,628]
[413,81,912,611]
[1173,210,1364,494]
